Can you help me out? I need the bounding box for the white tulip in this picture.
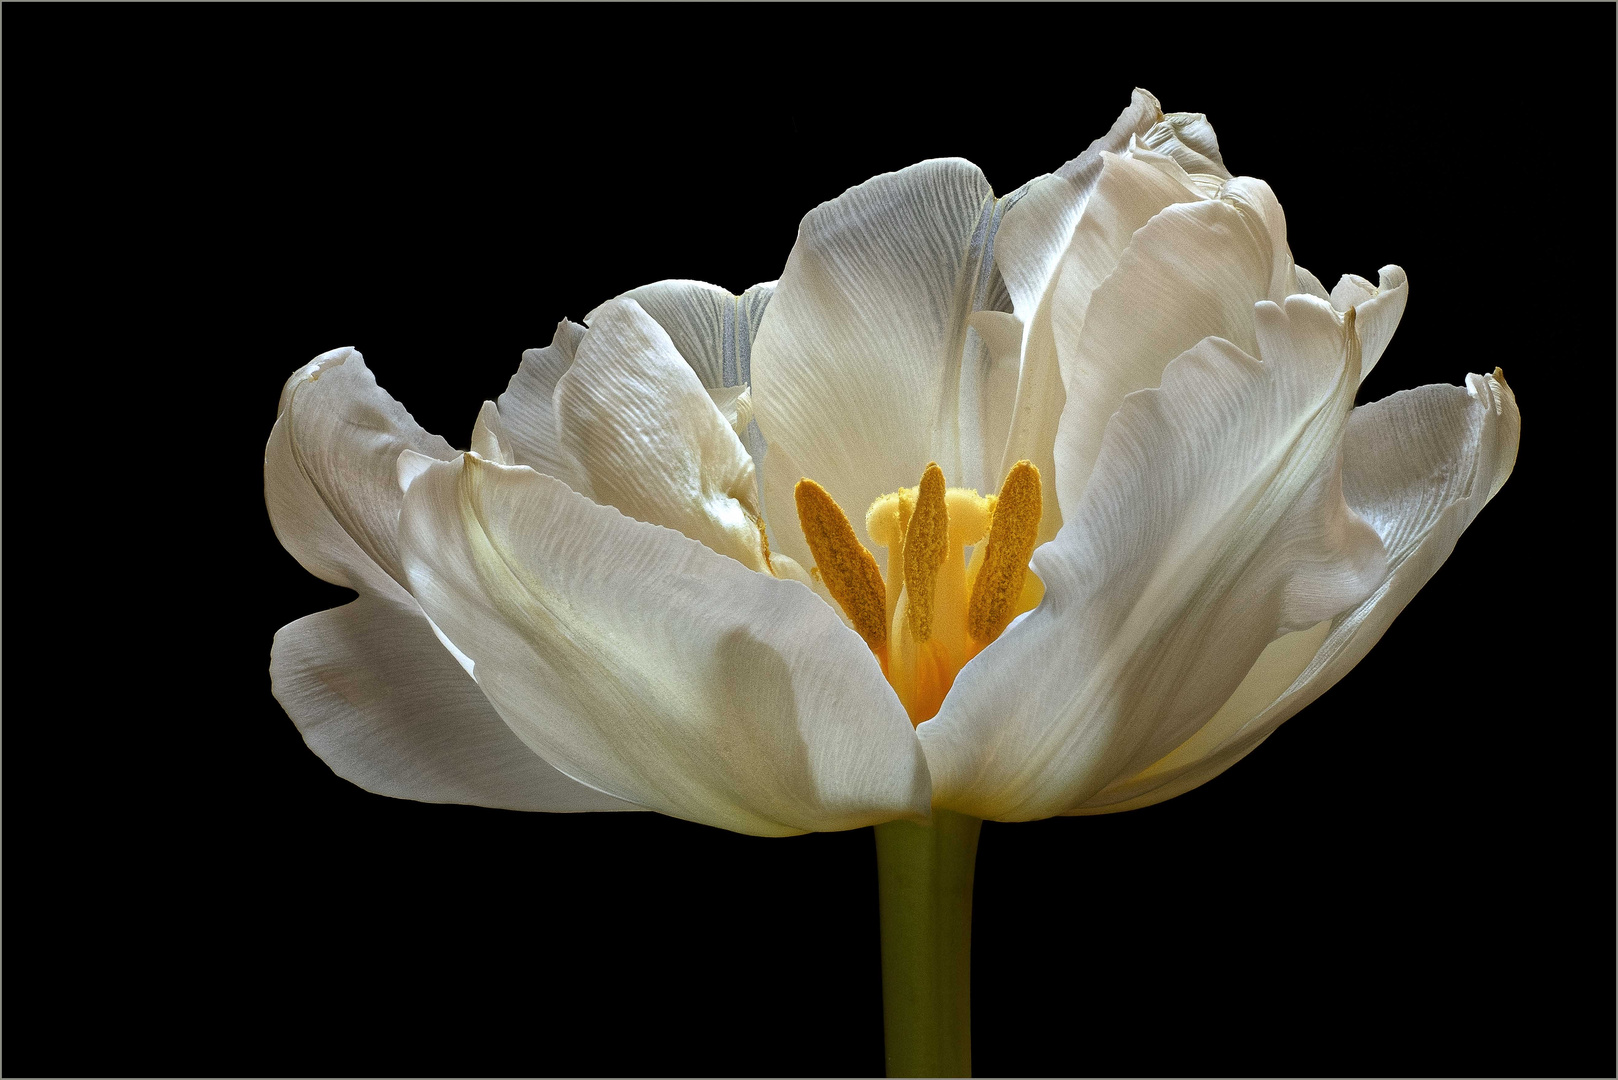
[267,87,1518,839]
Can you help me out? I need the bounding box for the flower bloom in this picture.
[268,89,1518,836]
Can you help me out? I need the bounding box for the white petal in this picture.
[990,88,1162,541]
[600,279,775,390]
[706,384,753,439]
[396,447,438,496]
[1053,175,1291,511]
[1067,618,1332,813]
[1049,151,1204,390]
[272,595,641,811]
[398,454,930,836]
[555,298,769,572]
[264,347,457,604]
[601,279,778,510]
[1300,265,1408,383]
[751,158,999,541]
[1294,264,1332,301]
[921,296,1385,820]
[470,400,515,465]
[1225,175,1297,302]
[751,436,853,619]
[494,320,593,494]
[1337,266,1409,383]
[1070,370,1519,813]
[1140,111,1232,178]
[1330,273,1379,311]
[1124,137,1227,199]
[966,309,1025,487]
[1343,374,1518,552]
[995,88,1163,323]
[991,237,1067,543]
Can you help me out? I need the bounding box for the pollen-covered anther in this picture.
[794,479,888,652]
[902,464,950,643]
[967,460,1042,644]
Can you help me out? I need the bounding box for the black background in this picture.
[6,7,1613,1078]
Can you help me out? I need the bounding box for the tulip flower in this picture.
[267,88,1518,1076]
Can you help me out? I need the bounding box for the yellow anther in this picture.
[968,460,1042,644]
[794,479,888,651]
[903,463,949,643]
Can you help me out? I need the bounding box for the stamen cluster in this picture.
[795,461,1043,724]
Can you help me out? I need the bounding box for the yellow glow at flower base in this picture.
[796,461,1044,726]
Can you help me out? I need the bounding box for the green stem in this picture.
[873,809,982,1078]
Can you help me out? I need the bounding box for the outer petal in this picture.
[554,298,770,572]
[921,296,1386,820]
[1074,370,1519,812]
[494,319,593,494]
[265,347,457,604]
[990,88,1163,542]
[398,453,930,837]
[751,158,1000,543]
[1053,174,1292,511]
[272,594,641,812]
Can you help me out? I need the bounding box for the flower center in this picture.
[794,461,1044,725]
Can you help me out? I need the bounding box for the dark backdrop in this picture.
[6,7,1613,1078]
